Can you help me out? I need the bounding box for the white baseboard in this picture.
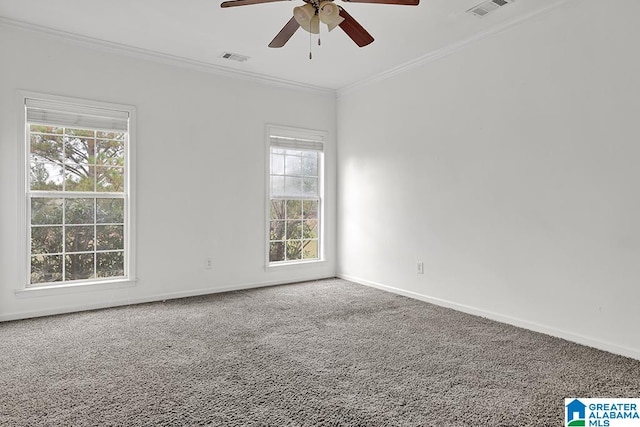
[338,274,640,362]
[0,276,333,322]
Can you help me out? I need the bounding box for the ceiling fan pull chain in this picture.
[309,30,313,59]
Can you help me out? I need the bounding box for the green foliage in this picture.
[65,198,94,224]
[96,225,124,251]
[31,198,63,224]
[65,253,94,281]
[97,251,124,277]
[65,225,94,253]
[30,162,62,191]
[31,226,62,254]
[97,199,124,223]
[30,255,63,284]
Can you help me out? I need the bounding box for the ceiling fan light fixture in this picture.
[293,4,320,34]
[318,1,344,31]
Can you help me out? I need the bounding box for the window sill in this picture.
[14,278,136,298]
[266,259,327,270]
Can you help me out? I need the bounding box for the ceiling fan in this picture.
[220,0,420,49]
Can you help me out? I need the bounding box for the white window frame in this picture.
[265,124,326,267]
[17,91,136,292]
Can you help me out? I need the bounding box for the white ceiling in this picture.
[0,0,566,90]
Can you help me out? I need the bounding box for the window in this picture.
[268,127,324,265]
[23,95,134,287]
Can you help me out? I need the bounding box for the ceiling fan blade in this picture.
[268,17,300,48]
[221,0,291,8]
[338,8,374,47]
[342,0,419,4]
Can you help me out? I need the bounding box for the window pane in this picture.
[30,162,63,191]
[271,153,284,175]
[97,131,124,140]
[286,220,302,239]
[269,242,285,262]
[31,198,63,225]
[30,125,63,135]
[97,251,124,278]
[65,133,95,165]
[303,200,318,219]
[285,155,302,176]
[96,167,124,192]
[31,226,63,254]
[30,133,63,163]
[270,221,285,241]
[97,198,124,223]
[65,198,95,224]
[303,220,318,239]
[302,156,318,176]
[271,176,284,197]
[65,164,95,192]
[284,176,302,196]
[286,200,302,219]
[65,253,95,281]
[96,138,125,166]
[65,225,95,253]
[286,241,302,260]
[67,128,96,138]
[302,240,318,259]
[31,255,63,284]
[303,177,318,196]
[270,200,285,220]
[96,225,124,251]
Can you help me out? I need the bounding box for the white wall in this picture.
[337,0,640,359]
[0,24,336,320]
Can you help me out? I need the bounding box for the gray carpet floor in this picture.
[1,278,639,426]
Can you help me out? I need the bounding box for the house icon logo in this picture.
[566,399,587,426]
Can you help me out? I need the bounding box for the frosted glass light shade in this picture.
[293,4,320,34]
[318,1,344,31]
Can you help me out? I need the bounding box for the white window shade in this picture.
[270,136,323,152]
[26,98,129,132]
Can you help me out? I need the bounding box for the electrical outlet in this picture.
[417,262,424,274]
[205,258,213,270]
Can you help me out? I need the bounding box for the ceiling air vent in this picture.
[467,0,514,17]
[220,52,250,62]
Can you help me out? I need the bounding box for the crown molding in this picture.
[337,0,577,97]
[0,16,335,96]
